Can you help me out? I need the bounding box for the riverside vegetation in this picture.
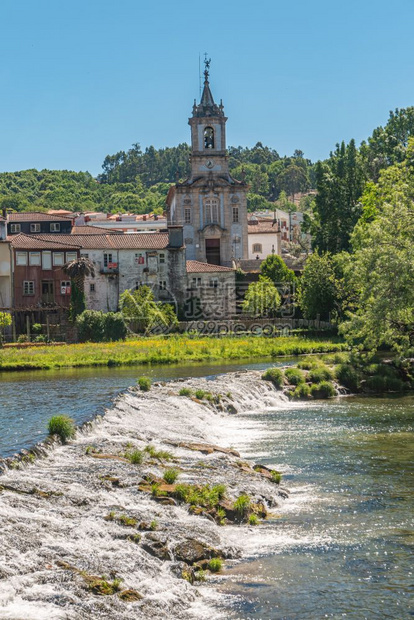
[0,334,347,372]
[263,352,414,398]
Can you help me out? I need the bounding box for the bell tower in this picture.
[167,58,248,267]
[188,58,229,178]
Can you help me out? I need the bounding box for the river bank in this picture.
[0,371,290,620]
[0,334,346,372]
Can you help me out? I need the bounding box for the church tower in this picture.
[167,58,248,266]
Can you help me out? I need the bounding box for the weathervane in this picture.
[204,53,211,81]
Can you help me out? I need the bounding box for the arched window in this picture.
[252,243,262,253]
[204,126,214,149]
[204,198,219,224]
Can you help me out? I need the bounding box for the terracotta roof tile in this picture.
[9,233,81,250]
[71,225,122,234]
[248,220,280,234]
[29,232,170,250]
[186,260,235,273]
[108,233,169,250]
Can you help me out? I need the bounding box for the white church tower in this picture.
[167,58,248,266]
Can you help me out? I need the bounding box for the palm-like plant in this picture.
[63,257,95,320]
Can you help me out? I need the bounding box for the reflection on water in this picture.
[0,358,280,458]
[220,395,414,619]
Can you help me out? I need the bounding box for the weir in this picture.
[0,371,289,620]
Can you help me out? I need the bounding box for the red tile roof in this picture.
[8,212,73,222]
[186,260,235,273]
[9,233,81,250]
[248,219,280,234]
[109,233,170,250]
[71,225,122,234]
[28,232,171,250]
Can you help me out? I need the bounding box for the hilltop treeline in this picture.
[0,143,316,215]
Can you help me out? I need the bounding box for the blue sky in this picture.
[1,0,413,175]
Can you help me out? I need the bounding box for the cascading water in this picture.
[0,371,289,620]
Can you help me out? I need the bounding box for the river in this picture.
[219,393,414,619]
[0,366,413,619]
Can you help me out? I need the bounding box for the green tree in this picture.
[360,107,414,180]
[241,276,281,318]
[260,254,296,284]
[120,286,178,334]
[0,311,12,345]
[277,164,309,202]
[340,140,414,354]
[312,139,365,253]
[297,253,338,321]
[63,257,95,320]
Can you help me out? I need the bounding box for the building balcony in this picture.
[100,263,119,274]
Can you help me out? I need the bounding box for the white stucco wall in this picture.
[248,232,281,260]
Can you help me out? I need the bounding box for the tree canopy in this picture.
[339,139,414,354]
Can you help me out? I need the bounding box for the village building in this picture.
[6,212,74,236]
[166,59,248,267]
[0,216,12,308]
[247,216,282,260]
[75,212,167,233]
[186,260,236,319]
[9,234,81,308]
[28,227,235,319]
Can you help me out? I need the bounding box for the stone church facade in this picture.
[166,61,248,267]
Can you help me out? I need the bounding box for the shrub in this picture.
[248,514,259,526]
[195,389,206,399]
[150,519,158,531]
[33,335,47,343]
[174,484,191,502]
[308,364,334,383]
[292,383,312,400]
[336,364,359,392]
[125,449,144,465]
[285,367,305,385]
[76,310,105,342]
[48,415,76,442]
[365,375,405,392]
[76,310,127,342]
[310,381,336,399]
[138,376,151,392]
[262,367,284,389]
[31,323,42,335]
[270,470,282,484]
[103,312,127,341]
[163,468,179,484]
[118,514,137,527]
[144,445,172,460]
[17,334,29,343]
[297,358,314,370]
[233,494,251,519]
[179,387,192,397]
[207,558,223,573]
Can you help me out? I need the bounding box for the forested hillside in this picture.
[0,143,315,215]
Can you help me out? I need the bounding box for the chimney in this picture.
[2,208,6,220]
[168,225,184,248]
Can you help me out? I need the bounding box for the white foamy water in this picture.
[0,371,289,620]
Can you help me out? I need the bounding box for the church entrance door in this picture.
[205,238,220,265]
